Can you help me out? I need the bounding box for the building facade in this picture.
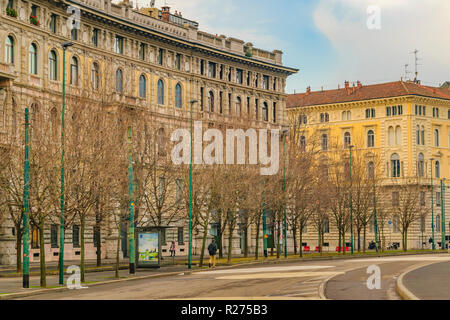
[287,80,450,251]
[0,0,297,265]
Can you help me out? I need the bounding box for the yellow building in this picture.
[287,80,450,251]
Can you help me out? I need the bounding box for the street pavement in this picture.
[9,254,450,300]
[402,261,450,300]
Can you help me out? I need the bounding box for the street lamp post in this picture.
[23,108,30,288]
[282,129,288,258]
[430,158,435,250]
[59,41,73,285]
[188,99,198,269]
[262,178,268,258]
[349,145,354,255]
[440,179,446,250]
[373,175,379,254]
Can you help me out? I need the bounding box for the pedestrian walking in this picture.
[208,239,218,268]
[170,241,176,257]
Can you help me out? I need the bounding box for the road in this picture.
[402,260,450,300]
[16,254,450,300]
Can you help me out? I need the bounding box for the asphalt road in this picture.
[403,261,450,300]
[16,254,450,300]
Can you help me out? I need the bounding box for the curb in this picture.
[395,264,428,300]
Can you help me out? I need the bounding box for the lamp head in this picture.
[189,99,198,104]
[62,42,74,49]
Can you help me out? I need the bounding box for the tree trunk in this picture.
[199,223,208,267]
[115,223,121,279]
[363,225,367,253]
[80,217,85,282]
[357,229,361,252]
[227,223,233,264]
[96,224,102,267]
[276,220,280,259]
[292,224,297,255]
[342,231,346,255]
[403,230,408,251]
[338,229,341,253]
[299,230,303,257]
[39,221,46,287]
[255,215,261,260]
[16,228,22,273]
[244,226,248,258]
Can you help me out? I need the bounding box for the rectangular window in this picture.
[92,28,99,46]
[51,224,58,248]
[255,98,259,119]
[263,75,269,90]
[247,71,251,86]
[139,43,146,61]
[273,102,277,123]
[7,0,13,9]
[398,105,403,115]
[73,225,80,247]
[158,48,164,65]
[273,77,277,90]
[176,179,183,204]
[392,192,399,207]
[161,228,166,245]
[219,91,223,114]
[228,93,232,114]
[200,59,205,75]
[208,62,216,78]
[31,4,37,17]
[158,177,166,200]
[177,227,184,245]
[386,107,391,116]
[31,224,39,249]
[114,36,124,54]
[176,53,182,70]
[200,87,204,111]
[436,192,441,207]
[420,191,426,206]
[219,65,224,79]
[236,69,243,84]
[49,14,57,34]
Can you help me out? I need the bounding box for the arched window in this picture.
[418,153,424,177]
[116,69,123,93]
[175,83,182,109]
[323,217,330,234]
[300,136,306,150]
[367,130,375,148]
[391,153,400,178]
[157,79,164,104]
[435,161,440,178]
[393,214,400,233]
[346,111,351,120]
[325,113,329,122]
[395,126,402,145]
[368,161,375,179]
[416,126,420,145]
[420,126,425,145]
[70,56,78,86]
[342,111,347,121]
[29,43,37,74]
[388,126,394,146]
[344,132,351,148]
[49,50,57,81]
[91,62,99,90]
[321,134,328,151]
[5,36,14,64]
[139,74,146,98]
[262,102,268,121]
[434,129,439,147]
[157,128,166,156]
[236,96,241,117]
[208,91,215,112]
[50,107,58,138]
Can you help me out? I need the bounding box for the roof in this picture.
[287,81,450,109]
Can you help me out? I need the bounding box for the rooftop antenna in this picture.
[404,64,411,81]
[410,49,422,83]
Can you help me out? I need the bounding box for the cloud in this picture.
[313,0,450,87]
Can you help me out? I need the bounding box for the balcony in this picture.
[0,63,17,86]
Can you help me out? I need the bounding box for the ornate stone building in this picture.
[0,0,297,265]
[287,80,450,251]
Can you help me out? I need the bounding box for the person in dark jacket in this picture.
[208,239,218,268]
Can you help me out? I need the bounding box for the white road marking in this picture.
[200,265,334,275]
[348,256,450,263]
[215,271,344,280]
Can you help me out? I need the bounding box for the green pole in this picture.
[58,46,67,285]
[262,178,268,258]
[283,133,287,258]
[23,108,30,288]
[350,146,354,255]
[128,126,135,274]
[431,159,435,250]
[441,180,445,250]
[373,181,379,253]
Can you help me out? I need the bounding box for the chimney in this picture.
[345,81,351,94]
[161,6,170,22]
[357,81,362,89]
[306,86,311,94]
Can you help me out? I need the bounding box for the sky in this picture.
[129,0,450,94]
